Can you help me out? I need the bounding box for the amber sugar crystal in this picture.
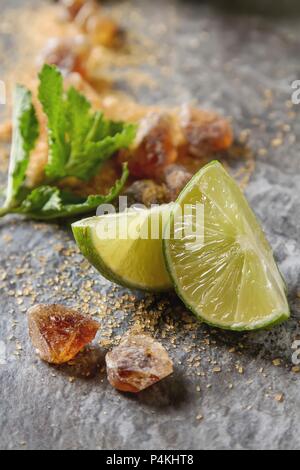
[28,304,100,364]
[126,113,178,179]
[163,164,192,201]
[106,335,174,393]
[60,0,87,20]
[38,36,89,77]
[180,105,233,157]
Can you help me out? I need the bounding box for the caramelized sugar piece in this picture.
[119,106,232,181]
[106,335,174,393]
[124,180,168,207]
[180,105,233,157]
[86,17,125,48]
[37,36,89,77]
[60,0,87,20]
[123,113,178,179]
[163,164,192,201]
[28,304,100,364]
[74,0,100,31]
[72,0,124,48]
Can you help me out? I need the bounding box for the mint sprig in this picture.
[0,65,136,221]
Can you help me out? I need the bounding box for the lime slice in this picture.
[72,206,172,292]
[163,161,289,331]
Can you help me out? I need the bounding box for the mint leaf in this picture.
[15,164,129,220]
[38,64,69,180]
[19,186,62,214]
[66,121,136,180]
[3,85,39,209]
[66,86,93,149]
[38,65,136,182]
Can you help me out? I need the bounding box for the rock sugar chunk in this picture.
[180,105,233,157]
[124,113,179,179]
[106,335,174,393]
[163,164,192,201]
[28,304,100,364]
[124,180,168,207]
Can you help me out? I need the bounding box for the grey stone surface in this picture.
[0,0,300,450]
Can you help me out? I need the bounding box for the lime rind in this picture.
[73,217,126,287]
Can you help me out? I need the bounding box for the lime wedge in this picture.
[72,206,172,292]
[163,161,290,331]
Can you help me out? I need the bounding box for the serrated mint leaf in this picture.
[38,64,69,180]
[38,65,136,182]
[16,164,129,220]
[3,85,39,209]
[66,122,136,180]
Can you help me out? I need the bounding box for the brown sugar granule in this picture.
[28,304,100,364]
[272,358,282,367]
[274,393,284,403]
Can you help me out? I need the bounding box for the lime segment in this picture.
[163,161,289,331]
[72,206,172,292]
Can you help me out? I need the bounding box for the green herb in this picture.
[2,85,39,212]
[7,165,129,221]
[0,65,136,220]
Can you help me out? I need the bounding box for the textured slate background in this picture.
[0,0,300,450]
